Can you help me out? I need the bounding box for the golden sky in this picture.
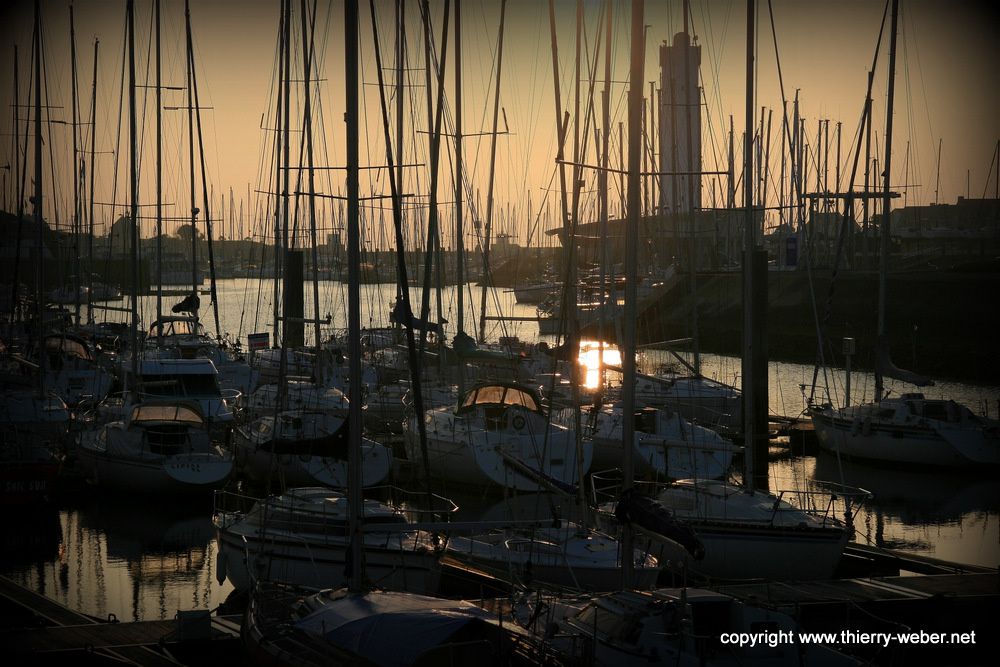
[2,0,997,246]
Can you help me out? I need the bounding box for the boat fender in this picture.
[851,418,862,436]
[861,417,872,436]
[511,414,526,430]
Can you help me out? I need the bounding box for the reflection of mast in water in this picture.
[875,507,885,550]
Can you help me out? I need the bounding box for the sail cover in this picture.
[294,591,499,666]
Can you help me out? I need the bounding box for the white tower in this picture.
[659,30,701,214]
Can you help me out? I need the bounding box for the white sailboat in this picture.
[37,332,113,406]
[77,401,232,493]
[445,519,659,592]
[146,315,256,396]
[633,370,743,435]
[582,403,739,480]
[233,408,392,488]
[808,0,1000,469]
[404,381,592,493]
[811,394,1000,467]
[214,486,445,593]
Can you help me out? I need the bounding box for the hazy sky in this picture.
[1,0,997,246]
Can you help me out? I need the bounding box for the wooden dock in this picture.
[1,576,241,665]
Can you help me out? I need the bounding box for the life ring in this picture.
[511,414,526,430]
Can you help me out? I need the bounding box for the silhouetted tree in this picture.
[175,223,204,242]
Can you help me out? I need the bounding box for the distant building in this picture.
[890,197,1000,237]
[659,30,702,214]
[549,209,762,271]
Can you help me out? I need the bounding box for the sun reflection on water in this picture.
[578,340,621,389]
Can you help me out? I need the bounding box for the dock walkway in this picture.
[1,576,241,665]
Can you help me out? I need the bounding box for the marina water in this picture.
[3,279,996,621]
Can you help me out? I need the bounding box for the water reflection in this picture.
[578,341,621,390]
[813,450,1000,523]
[1,493,232,621]
[773,454,1000,569]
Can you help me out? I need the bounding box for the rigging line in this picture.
[40,15,64,243]
[700,0,732,173]
[805,0,891,403]
[899,15,922,207]
[186,1,221,337]
[902,5,934,204]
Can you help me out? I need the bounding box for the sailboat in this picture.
[233,404,392,488]
[214,485,446,593]
[811,392,1000,467]
[582,403,738,480]
[808,0,1000,468]
[404,380,592,493]
[633,368,743,436]
[36,332,113,407]
[77,400,232,493]
[445,518,660,592]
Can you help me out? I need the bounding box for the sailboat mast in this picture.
[127,0,140,377]
[9,45,20,326]
[934,137,942,205]
[87,39,98,324]
[32,0,46,393]
[741,0,756,492]
[477,0,506,343]
[272,0,286,342]
[395,0,405,245]
[597,0,611,376]
[875,0,899,403]
[187,5,222,339]
[344,0,364,594]
[155,0,163,332]
[418,0,449,359]
[185,0,199,323]
[454,0,464,336]
[621,0,645,589]
[70,5,81,326]
[300,0,321,351]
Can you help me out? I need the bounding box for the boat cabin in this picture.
[126,401,206,455]
[458,382,543,414]
[457,382,545,430]
[128,358,233,424]
[149,316,208,339]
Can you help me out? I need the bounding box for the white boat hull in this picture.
[236,439,392,488]
[647,520,850,581]
[216,528,441,594]
[77,444,232,493]
[406,419,590,492]
[811,406,1000,467]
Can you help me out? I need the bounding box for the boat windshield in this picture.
[130,403,204,425]
[459,384,540,413]
[150,318,206,338]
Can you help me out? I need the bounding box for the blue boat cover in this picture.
[293,591,496,666]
